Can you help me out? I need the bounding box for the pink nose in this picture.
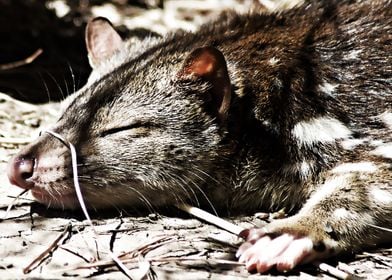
[8,156,35,189]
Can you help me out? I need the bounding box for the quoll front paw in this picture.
[236,227,333,273]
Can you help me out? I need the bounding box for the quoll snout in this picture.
[6,135,81,208]
[8,154,36,189]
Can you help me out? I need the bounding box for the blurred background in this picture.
[0,0,299,103]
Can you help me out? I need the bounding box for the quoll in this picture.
[8,0,392,273]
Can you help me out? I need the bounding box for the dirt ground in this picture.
[0,1,391,279]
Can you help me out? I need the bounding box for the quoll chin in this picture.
[8,0,392,274]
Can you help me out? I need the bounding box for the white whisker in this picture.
[44,130,134,278]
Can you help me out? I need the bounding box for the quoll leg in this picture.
[237,173,392,273]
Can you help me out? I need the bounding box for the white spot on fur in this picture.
[333,208,355,219]
[332,162,378,174]
[292,117,352,147]
[370,139,384,146]
[333,208,375,230]
[268,57,280,65]
[371,143,392,159]
[300,161,311,179]
[341,138,367,150]
[345,49,362,60]
[378,111,392,130]
[282,161,313,180]
[319,82,338,96]
[371,187,392,204]
[227,61,245,97]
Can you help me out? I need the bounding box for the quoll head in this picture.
[7,18,233,210]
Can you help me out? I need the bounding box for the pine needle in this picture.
[3,189,29,219]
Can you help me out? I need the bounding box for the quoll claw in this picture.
[241,227,267,242]
[236,228,267,258]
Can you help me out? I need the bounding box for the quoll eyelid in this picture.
[99,122,152,137]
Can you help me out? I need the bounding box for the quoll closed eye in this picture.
[99,122,154,137]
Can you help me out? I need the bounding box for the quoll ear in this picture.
[85,17,124,69]
[177,46,232,123]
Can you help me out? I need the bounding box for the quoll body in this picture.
[8,0,392,273]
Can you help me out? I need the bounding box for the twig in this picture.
[118,236,176,259]
[177,203,244,236]
[23,223,72,274]
[109,218,123,251]
[3,189,29,219]
[0,212,31,221]
[0,49,43,70]
[59,245,92,264]
[338,262,357,275]
[316,262,360,280]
